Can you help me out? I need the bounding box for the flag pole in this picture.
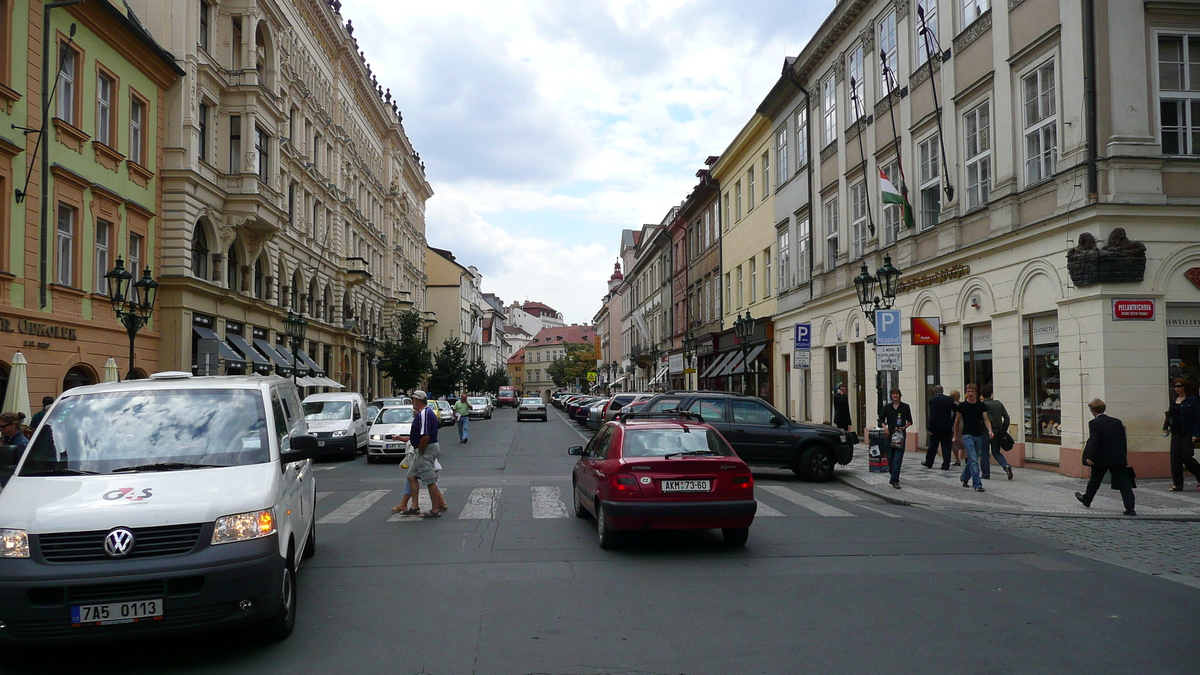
[848,78,876,237]
[917,3,955,203]
[880,51,914,229]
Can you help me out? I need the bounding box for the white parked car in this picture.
[467,397,492,419]
[0,372,318,642]
[516,397,547,422]
[302,392,368,461]
[367,406,415,463]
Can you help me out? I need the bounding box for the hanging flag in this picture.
[879,167,916,230]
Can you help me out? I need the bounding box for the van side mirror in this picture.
[281,435,319,463]
[567,445,584,456]
[0,444,19,480]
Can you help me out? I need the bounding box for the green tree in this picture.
[547,342,593,388]
[464,358,488,393]
[428,337,468,396]
[485,366,511,393]
[378,310,432,394]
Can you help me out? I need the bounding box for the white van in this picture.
[0,372,318,643]
[301,392,368,461]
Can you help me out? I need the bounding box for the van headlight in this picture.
[331,429,351,437]
[0,529,30,558]
[212,509,276,545]
[371,434,383,440]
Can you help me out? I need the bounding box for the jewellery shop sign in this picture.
[0,315,79,349]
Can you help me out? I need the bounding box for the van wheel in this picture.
[262,551,297,641]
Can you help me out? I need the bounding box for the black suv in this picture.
[638,392,854,481]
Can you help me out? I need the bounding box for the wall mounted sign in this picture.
[1111,298,1155,321]
[1185,267,1200,291]
[911,317,941,345]
[895,264,970,294]
[0,316,78,340]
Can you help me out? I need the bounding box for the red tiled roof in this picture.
[507,347,526,364]
[504,326,532,337]
[528,325,596,346]
[522,301,558,316]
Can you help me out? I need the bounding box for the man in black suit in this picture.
[923,384,956,470]
[1075,398,1136,515]
[832,384,852,432]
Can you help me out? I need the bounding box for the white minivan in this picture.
[301,392,368,461]
[0,372,318,643]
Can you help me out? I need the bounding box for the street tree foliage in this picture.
[428,337,468,396]
[378,310,432,394]
[465,358,488,393]
[547,342,594,387]
[485,366,511,393]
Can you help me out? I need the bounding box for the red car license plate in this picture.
[661,479,710,492]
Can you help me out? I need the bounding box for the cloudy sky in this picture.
[342,0,834,324]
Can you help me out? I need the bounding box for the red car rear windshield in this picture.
[620,427,735,458]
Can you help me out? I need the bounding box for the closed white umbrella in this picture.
[4,352,31,418]
[103,358,121,383]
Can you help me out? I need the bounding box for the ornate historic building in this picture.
[130,0,431,396]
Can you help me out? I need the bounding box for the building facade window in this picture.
[199,1,211,52]
[747,168,755,205]
[761,152,769,197]
[822,73,837,146]
[918,135,941,230]
[255,126,269,180]
[1023,60,1057,184]
[797,217,810,283]
[749,258,757,303]
[724,273,731,313]
[964,101,992,209]
[94,220,110,293]
[1158,34,1200,155]
[1022,315,1060,445]
[55,204,75,286]
[847,45,864,118]
[763,248,771,298]
[796,107,809,168]
[736,266,743,308]
[915,0,938,65]
[777,227,790,291]
[824,198,839,270]
[57,43,79,124]
[191,225,209,279]
[881,162,901,246]
[229,115,241,173]
[735,182,743,221]
[129,95,146,166]
[198,102,209,162]
[226,244,239,291]
[96,71,114,146]
[879,10,898,93]
[850,181,868,258]
[723,193,730,231]
[776,128,789,185]
[962,0,988,27]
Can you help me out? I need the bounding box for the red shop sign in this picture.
[1111,298,1155,321]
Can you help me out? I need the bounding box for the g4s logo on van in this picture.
[103,487,154,502]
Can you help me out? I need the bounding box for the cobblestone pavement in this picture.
[972,512,1200,588]
[837,445,1200,518]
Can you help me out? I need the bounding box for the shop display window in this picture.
[1022,315,1060,444]
[963,324,993,392]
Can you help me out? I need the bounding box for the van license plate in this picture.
[317,441,325,447]
[71,599,163,626]
[661,480,710,492]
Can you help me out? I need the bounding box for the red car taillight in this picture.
[610,474,641,492]
[730,474,753,490]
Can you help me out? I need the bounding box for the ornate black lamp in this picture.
[682,332,697,389]
[105,256,158,380]
[733,311,755,395]
[852,254,903,417]
[284,310,308,386]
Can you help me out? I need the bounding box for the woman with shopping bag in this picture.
[878,388,913,489]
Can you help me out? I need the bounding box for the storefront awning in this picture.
[274,345,310,376]
[716,353,743,377]
[296,376,322,387]
[608,376,627,388]
[700,352,736,379]
[296,349,325,376]
[651,364,669,384]
[314,377,344,389]
[192,326,246,367]
[254,339,294,372]
[730,345,766,375]
[226,334,272,370]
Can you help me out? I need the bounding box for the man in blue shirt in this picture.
[407,391,445,518]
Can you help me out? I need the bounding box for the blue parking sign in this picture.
[793,323,811,350]
[875,310,902,345]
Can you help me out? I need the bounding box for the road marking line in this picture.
[317,490,390,524]
[387,489,449,522]
[760,485,856,517]
[754,500,785,517]
[817,488,862,501]
[316,492,332,501]
[311,464,345,472]
[532,486,570,519]
[459,487,500,519]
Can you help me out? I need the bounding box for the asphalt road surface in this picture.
[13,406,1199,674]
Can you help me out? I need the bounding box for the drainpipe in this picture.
[1082,0,1099,202]
[783,64,815,302]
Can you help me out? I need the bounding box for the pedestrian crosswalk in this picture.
[312,483,899,525]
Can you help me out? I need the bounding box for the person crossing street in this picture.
[454,394,471,443]
[1075,398,1136,515]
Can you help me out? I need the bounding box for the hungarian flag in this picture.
[880,167,916,230]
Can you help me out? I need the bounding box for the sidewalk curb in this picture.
[835,473,1200,522]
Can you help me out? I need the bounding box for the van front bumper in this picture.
[0,532,282,643]
[314,435,356,456]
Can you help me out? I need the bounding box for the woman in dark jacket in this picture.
[878,388,913,489]
[1165,378,1200,491]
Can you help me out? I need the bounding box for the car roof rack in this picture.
[617,410,703,423]
[660,390,738,396]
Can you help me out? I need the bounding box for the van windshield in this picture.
[377,408,414,425]
[19,389,270,475]
[304,400,352,420]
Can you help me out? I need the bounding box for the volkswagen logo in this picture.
[104,528,136,558]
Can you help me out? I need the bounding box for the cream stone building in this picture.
[766,0,1200,477]
[131,0,432,398]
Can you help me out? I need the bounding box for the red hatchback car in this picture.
[568,412,757,549]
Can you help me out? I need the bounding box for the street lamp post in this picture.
[733,311,754,396]
[364,334,378,398]
[648,346,662,392]
[682,332,697,391]
[105,256,158,380]
[853,254,903,421]
[284,311,308,387]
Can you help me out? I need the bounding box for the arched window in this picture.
[307,278,317,315]
[254,22,275,89]
[226,244,240,291]
[64,365,96,390]
[323,284,332,323]
[191,225,209,279]
[253,256,265,298]
[291,270,303,312]
[342,291,353,323]
[277,260,288,307]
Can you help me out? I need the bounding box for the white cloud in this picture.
[340,0,833,323]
